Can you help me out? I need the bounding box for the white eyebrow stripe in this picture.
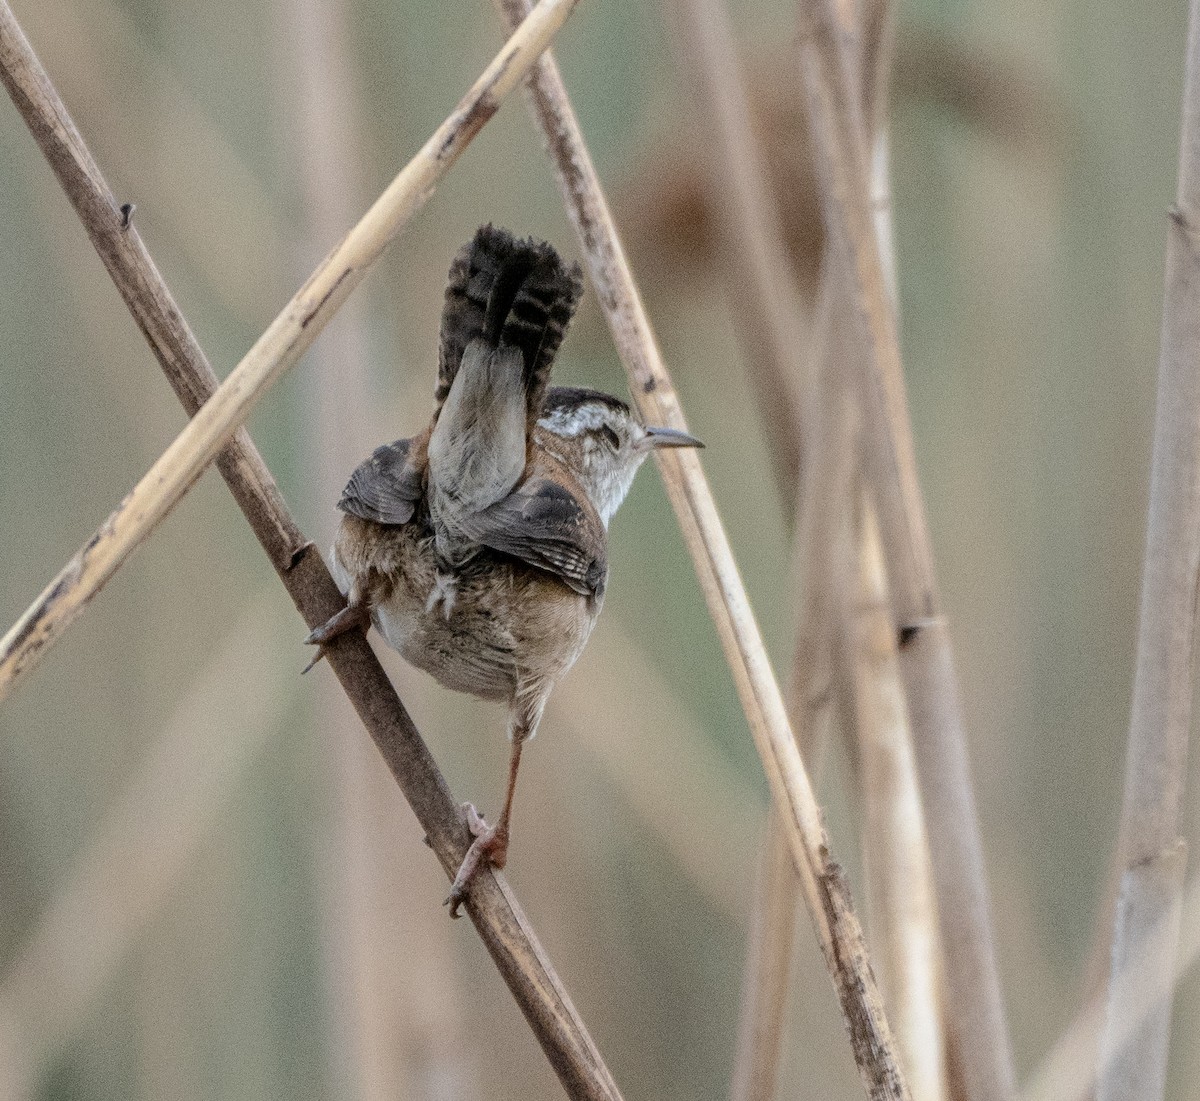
[538,402,609,437]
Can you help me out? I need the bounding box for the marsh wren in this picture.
[308,225,701,915]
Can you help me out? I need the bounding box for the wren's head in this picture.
[537,386,703,527]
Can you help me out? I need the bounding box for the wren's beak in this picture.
[642,425,705,450]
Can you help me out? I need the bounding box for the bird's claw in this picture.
[444,803,507,919]
[301,604,369,673]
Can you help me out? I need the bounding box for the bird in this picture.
[306,225,702,916]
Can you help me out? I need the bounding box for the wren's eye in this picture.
[600,425,620,450]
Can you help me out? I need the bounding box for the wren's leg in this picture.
[445,690,546,918]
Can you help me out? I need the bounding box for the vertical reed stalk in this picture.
[795,3,1016,1096]
[1096,0,1200,1095]
[852,500,947,1101]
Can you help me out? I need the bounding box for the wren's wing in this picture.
[436,225,583,432]
[338,436,424,526]
[456,474,607,598]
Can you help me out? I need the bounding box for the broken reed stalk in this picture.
[795,4,1016,1098]
[0,7,627,1099]
[0,0,580,705]
[494,1,911,1096]
[1097,0,1200,1095]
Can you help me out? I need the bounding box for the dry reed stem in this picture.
[1097,0,1200,1094]
[795,5,1015,1097]
[1023,849,1196,1101]
[661,0,811,505]
[0,594,287,1100]
[853,501,947,1101]
[657,3,888,1096]
[495,1,910,1096]
[0,8,626,1098]
[0,0,580,705]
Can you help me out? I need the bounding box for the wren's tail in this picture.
[436,225,583,428]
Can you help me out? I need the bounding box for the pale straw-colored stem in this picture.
[853,500,947,1101]
[495,1,911,1095]
[1096,0,1200,1095]
[795,4,1015,1096]
[0,0,581,705]
[729,273,864,1101]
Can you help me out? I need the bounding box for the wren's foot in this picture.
[302,603,370,672]
[444,803,510,918]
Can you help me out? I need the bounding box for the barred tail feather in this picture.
[436,225,583,424]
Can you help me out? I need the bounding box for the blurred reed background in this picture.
[0,0,1197,1098]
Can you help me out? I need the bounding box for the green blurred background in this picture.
[1,0,1198,1097]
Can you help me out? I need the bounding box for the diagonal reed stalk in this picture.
[1096,0,1200,1095]
[494,1,911,1096]
[0,0,580,705]
[0,5,627,1099]
[795,3,1016,1097]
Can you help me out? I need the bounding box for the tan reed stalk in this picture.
[852,500,947,1101]
[728,819,799,1101]
[494,1,912,1096]
[657,0,821,1080]
[794,4,1016,1097]
[653,4,822,1084]
[0,0,580,705]
[0,7,625,1097]
[1096,0,1200,1095]
[729,273,865,1101]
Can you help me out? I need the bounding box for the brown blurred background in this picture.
[0,0,1197,1097]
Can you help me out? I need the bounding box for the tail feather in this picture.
[436,225,583,427]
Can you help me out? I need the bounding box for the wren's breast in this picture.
[332,515,599,704]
